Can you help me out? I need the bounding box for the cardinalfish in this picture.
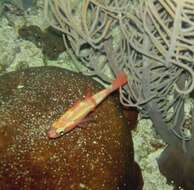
[47,71,128,138]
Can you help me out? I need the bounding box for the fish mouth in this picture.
[47,128,59,139]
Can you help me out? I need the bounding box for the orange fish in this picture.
[47,71,128,138]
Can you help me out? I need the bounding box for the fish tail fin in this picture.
[112,71,128,91]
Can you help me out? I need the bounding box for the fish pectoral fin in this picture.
[77,114,95,127]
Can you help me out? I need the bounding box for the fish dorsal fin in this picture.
[83,86,93,99]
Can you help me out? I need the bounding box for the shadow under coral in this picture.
[158,92,194,190]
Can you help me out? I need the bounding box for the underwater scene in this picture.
[0,0,193,190]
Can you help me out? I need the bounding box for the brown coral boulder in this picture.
[0,66,142,190]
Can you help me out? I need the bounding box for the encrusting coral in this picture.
[18,25,65,60]
[0,66,143,190]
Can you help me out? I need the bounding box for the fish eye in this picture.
[59,131,64,136]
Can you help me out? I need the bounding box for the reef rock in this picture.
[0,66,142,190]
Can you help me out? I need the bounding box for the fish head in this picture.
[48,121,74,139]
[47,127,65,139]
[47,106,81,139]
